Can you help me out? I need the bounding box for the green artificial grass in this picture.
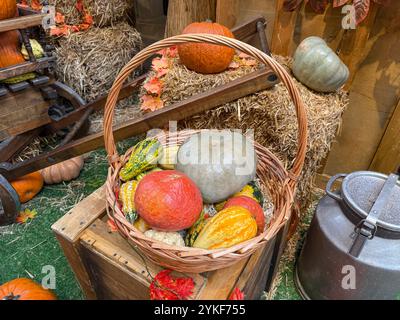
[0,135,313,300]
[0,138,139,299]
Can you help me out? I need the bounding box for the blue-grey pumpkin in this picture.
[292,36,349,93]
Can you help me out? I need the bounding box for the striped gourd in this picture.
[119,180,138,222]
[185,210,209,247]
[193,206,257,250]
[119,138,162,181]
[233,181,264,206]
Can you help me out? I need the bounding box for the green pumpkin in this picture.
[292,36,349,92]
[119,138,162,182]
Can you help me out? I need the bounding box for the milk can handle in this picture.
[326,173,347,201]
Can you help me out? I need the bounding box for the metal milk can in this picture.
[295,170,400,300]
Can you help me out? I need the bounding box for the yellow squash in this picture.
[119,180,138,222]
[193,206,257,250]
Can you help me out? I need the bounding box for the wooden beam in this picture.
[369,99,400,174]
[0,57,56,81]
[165,0,216,37]
[216,0,240,28]
[0,13,48,33]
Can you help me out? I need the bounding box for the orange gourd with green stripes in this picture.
[193,206,257,250]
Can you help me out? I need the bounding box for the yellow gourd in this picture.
[193,206,257,250]
[119,180,138,222]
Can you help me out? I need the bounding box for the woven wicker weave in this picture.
[104,34,307,273]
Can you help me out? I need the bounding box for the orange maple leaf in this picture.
[152,57,169,71]
[143,77,163,95]
[166,46,178,58]
[107,218,118,232]
[16,209,37,224]
[141,95,164,112]
[31,0,42,10]
[55,12,65,24]
[156,68,168,78]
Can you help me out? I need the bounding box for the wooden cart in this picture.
[52,185,290,300]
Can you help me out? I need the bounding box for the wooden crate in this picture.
[52,185,291,300]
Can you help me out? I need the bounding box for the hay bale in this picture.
[55,22,142,103]
[38,0,132,27]
[139,55,349,210]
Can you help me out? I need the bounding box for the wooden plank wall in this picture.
[216,0,400,178]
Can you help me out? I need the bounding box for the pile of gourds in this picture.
[117,130,267,250]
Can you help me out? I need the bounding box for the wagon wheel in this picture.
[0,170,21,226]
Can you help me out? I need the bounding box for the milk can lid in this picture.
[341,171,400,233]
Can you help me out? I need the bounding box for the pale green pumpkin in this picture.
[292,36,349,93]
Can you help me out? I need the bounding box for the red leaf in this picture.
[107,218,118,232]
[333,0,350,7]
[283,0,304,11]
[308,0,329,13]
[229,287,245,300]
[354,0,370,25]
[143,77,163,95]
[141,95,164,112]
[150,270,195,300]
[75,0,85,12]
[152,57,169,71]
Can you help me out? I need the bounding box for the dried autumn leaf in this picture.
[141,95,164,112]
[152,57,169,71]
[143,77,163,95]
[31,0,42,10]
[354,0,370,25]
[107,218,118,232]
[16,209,37,224]
[156,68,168,78]
[229,287,245,300]
[55,12,65,24]
[150,270,195,300]
[167,46,178,58]
[333,0,350,7]
[228,61,240,69]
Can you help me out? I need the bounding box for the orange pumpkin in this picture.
[0,278,57,300]
[135,170,203,231]
[0,0,17,21]
[10,171,44,203]
[0,30,26,69]
[178,22,235,74]
[224,196,265,233]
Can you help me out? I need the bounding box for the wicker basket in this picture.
[103,34,307,273]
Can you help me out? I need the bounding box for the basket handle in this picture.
[103,34,308,183]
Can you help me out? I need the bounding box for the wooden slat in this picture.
[369,99,400,174]
[51,185,106,242]
[4,68,278,180]
[271,0,299,56]
[0,128,42,161]
[0,57,56,81]
[216,0,240,29]
[80,219,207,299]
[0,13,48,33]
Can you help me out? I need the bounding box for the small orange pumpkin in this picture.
[10,171,43,203]
[0,0,17,21]
[0,278,57,300]
[0,30,26,69]
[40,156,84,185]
[178,21,235,74]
